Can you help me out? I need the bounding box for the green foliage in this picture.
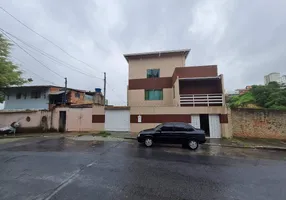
[229,92,255,108]
[98,131,111,137]
[0,34,29,103]
[229,82,286,110]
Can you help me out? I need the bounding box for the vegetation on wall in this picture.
[228,82,286,110]
[0,34,30,103]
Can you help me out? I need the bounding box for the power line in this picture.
[106,82,127,104]
[0,29,65,78]
[0,6,103,74]
[10,56,58,85]
[0,28,103,80]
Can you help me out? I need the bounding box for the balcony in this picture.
[180,94,224,107]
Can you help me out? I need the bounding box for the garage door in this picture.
[105,110,130,132]
[191,115,200,129]
[209,115,221,138]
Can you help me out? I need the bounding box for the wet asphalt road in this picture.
[0,137,286,200]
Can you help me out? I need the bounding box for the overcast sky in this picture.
[1,0,286,107]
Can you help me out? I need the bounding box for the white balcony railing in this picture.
[180,94,223,106]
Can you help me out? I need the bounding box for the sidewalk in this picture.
[2,132,286,151]
[122,135,286,151]
[205,138,286,151]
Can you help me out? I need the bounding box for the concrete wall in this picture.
[52,107,92,132]
[128,88,173,107]
[0,110,52,133]
[231,109,286,139]
[129,55,185,79]
[173,77,180,106]
[0,107,94,133]
[4,88,49,110]
[92,106,105,131]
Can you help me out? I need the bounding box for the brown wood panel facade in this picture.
[179,79,222,94]
[130,114,191,123]
[92,115,105,123]
[172,65,218,84]
[128,77,172,90]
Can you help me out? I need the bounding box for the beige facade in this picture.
[128,88,173,107]
[173,76,180,106]
[91,105,105,131]
[130,106,227,115]
[128,55,185,79]
[52,107,93,132]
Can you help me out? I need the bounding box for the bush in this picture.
[97,131,111,137]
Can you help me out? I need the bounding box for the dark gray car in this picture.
[137,122,206,150]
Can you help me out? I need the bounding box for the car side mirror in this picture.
[156,129,161,133]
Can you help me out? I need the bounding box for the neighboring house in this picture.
[121,49,229,138]
[235,86,252,95]
[3,85,104,110]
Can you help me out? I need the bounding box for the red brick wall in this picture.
[68,91,85,104]
[231,109,286,140]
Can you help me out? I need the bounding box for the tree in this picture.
[229,82,286,110]
[0,34,29,103]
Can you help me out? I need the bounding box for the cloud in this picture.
[1,0,286,106]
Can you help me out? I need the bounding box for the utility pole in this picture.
[103,72,106,106]
[64,77,67,104]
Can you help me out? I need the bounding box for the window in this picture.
[186,124,195,131]
[31,90,41,99]
[16,93,21,99]
[147,69,160,78]
[161,123,173,131]
[145,90,163,100]
[173,123,186,131]
[75,92,80,98]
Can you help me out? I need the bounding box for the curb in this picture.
[204,143,286,151]
[124,137,137,140]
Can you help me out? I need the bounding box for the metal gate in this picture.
[105,110,130,132]
[191,115,200,129]
[209,115,221,138]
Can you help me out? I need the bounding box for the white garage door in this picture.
[191,115,200,129]
[105,110,130,132]
[209,115,221,138]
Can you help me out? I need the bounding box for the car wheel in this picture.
[188,140,199,150]
[144,137,153,147]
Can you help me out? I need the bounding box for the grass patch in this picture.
[97,131,111,137]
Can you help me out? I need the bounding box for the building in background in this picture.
[264,72,286,85]
[3,85,104,110]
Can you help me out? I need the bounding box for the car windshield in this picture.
[154,123,163,130]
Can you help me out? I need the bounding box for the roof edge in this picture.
[124,49,191,61]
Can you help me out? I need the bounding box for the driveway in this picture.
[0,137,286,200]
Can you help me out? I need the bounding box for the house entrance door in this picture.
[59,111,66,132]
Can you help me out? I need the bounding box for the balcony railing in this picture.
[180,94,223,106]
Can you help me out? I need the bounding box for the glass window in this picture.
[145,90,163,100]
[31,91,41,99]
[161,123,173,131]
[16,93,21,99]
[173,123,186,131]
[75,92,80,98]
[147,69,160,78]
[186,124,195,131]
